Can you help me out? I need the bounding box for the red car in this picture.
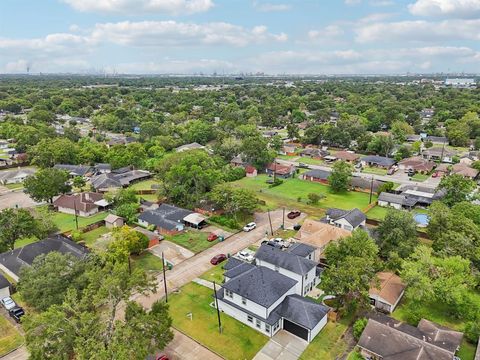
[287,210,301,219]
[207,233,218,242]
[210,254,227,265]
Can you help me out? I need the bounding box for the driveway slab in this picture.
[149,241,195,266]
[253,331,308,360]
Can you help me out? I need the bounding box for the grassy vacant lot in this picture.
[299,312,354,360]
[297,157,325,166]
[200,264,225,284]
[168,283,268,360]
[5,183,23,190]
[411,173,430,181]
[131,252,164,272]
[233,175,375,216]
[129,179,160,191]
[164,230,215,254]
[366,205,389,220]
[52,211,108,233]
[362,166,387,175]
[393,295,479,360]
[0,317,24,357]
[82,226,110,247]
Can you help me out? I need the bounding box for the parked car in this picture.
[269,237,291,248]
[207,233,218,242]
[293,224,301,231]
[387,168,396,175]
[1,297,16,311]
[287,210,301,219]
[432,172,439,178]
[236,250,254,262]
[243,222,256,232]
[261,240,283,248]
[298,162,309,169]
[407,169,415,177]
[210,254,227,265]
[9,307,24,323]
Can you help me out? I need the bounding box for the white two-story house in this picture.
[323,208,367,232]
[216,245,329,343]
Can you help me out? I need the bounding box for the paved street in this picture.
[276,158,440,188]
[132,209,305,309]
[165,329,223,360]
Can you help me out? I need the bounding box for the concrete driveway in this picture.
[149,241,195,266]
[0,190,41,210]
[253,331,308,360]
[165,329,223,360]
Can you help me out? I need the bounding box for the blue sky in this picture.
[0,0,479,74]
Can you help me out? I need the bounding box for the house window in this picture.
[273,320,280,331]
[256,319,261,328]
[304,274,308,280]
[225,290,233,298]
[247,315,253,323]
[265,324,270,333]
[242,297,247,305]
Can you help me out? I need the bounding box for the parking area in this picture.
[253,331,308,360]
[149,241,195,266]
[0,191,41,210]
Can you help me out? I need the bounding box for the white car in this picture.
[1,297,16,311]
[243,222,256,232]
[236,250,254,262]
[270,238,291,248]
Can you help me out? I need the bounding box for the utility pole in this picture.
[73,200,79,230]
[440,139,446,162]
[282,207,285,229]
[213,281,222,333]
[369,175,374,204]
[273,159,277,183]
[267,210,274,236]
[162,252,168,303]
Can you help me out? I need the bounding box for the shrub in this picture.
[71,231,83,242]
[268,178,283,188]
[464,318,480,343]
[353,318,368,340]
[307,192,324,205]
[209,215,240,230]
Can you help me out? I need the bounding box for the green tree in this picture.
[0,208,39,251]
[307,192,324,205]
[353,318,368,340]
[376,209,418,260]
[286,123,300,139]
[28,138,79,168]
[107,226,149,264]
[437,174,476,207]
[240,134,275,169]
[328,161,353,193]
[24,168,71,203]
[209,183,258,220]
[269,135,283,152]
[391,121,414,142]
[73,176,86,189]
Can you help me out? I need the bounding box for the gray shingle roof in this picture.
[0,273,10,289]
[222,266,297,308]
[223,257,244,271]
[255,245,317,275]
[326,208,366,228]
[54,164,92,176]
[378,192,417,207]
[0,235,89,278]
[302,169,330,180]
[361,155,395,167]
[287,243,316,258]
[277,295,329,330]
[138,204,193,231]
[224,262,256,279]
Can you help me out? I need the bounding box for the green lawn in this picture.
[136,194,158,202]
[362,166,387,175]
[233,175,376,215]
[366,205,389,220]
[52,211,108,232]
[0,316,24,357]
[277,155,298,160]
[300,312,354,360]
[129,179,160,191]
[14,236,37,249]
[82,226,111,247]
[411,173,430,181]
[131,252,164,272]
[168,282,268,360]
[297,157,325,166]
[4,182,23,190]
[393,295,479,360]
[200,264,225,284]
[164,230,216,254]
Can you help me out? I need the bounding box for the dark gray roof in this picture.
[0,235,89,278]
[276,295,329,330]
[303,169,330,180]
[0,273,10,289]
[91,170,150,190]
[53,164,92,176]
[223,257,245,271]
[255,245,317,275]
[287,243,316,258]
[225,262,256,279]
[222,266,297,308]
[350,176,385,192]
[361,155,395,167]
[138,204,193,231]
[378,192,417,207]
[94,163,111,171]
[326,208,366,228]
[358,315,463,360]
[425,136,448,144]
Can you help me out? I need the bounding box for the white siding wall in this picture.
[57,206,98,217]
[0,286,10,299]
[217,299,273,336]
[224,289,268,318]
[309,314,328,342]
[378,201,402,210]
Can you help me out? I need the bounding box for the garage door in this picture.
[283,319,309,341]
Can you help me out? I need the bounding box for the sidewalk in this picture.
[166,329,223,360]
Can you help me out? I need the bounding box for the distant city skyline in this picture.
[1,0,479,75]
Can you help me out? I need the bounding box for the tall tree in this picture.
[328,160,353,192]
[24,168,71,203]
[0,208,39,251]
[437,174,476,207]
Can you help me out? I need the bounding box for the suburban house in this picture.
[425,135,449,145]
[106,136,137,148]
[0,235,89,281]
[378,185,444,209]
[350,177,385,193]
[422,147,456,163]
[53,192,108,217]
[322,208,366,231]
[245,165,258,177]
[138,203,207,235]
[54,164,92,177]
[378,192,416,209]
[266,163,296,179]
[302,169,330,184]
[216,246,329,342]
[91,169,151,192]
[406,134,422,142]
[0,273,11,299]
[294,220,350,260]
[0,168,36,185]
[360,155,395,169]
[369,272,406,313]
[175,142,206,152]
[104,214,124,228]
[334,151,360,163]
[230,155,246,168]
[279,144,297,156]
[436,163,480,179]
[398,156,435,174]
[299,148,329,159]
[357,314,463,360]
[94,163,112,174]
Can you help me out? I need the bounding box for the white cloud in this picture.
[355,18,480,43]
[408,0,480,18]
[308,25,344,41]
[91,21,287,47]
[60,0,214,15]
[253,1,291,12]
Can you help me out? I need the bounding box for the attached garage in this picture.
[0,273,11,299]
[283,319,309,341]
